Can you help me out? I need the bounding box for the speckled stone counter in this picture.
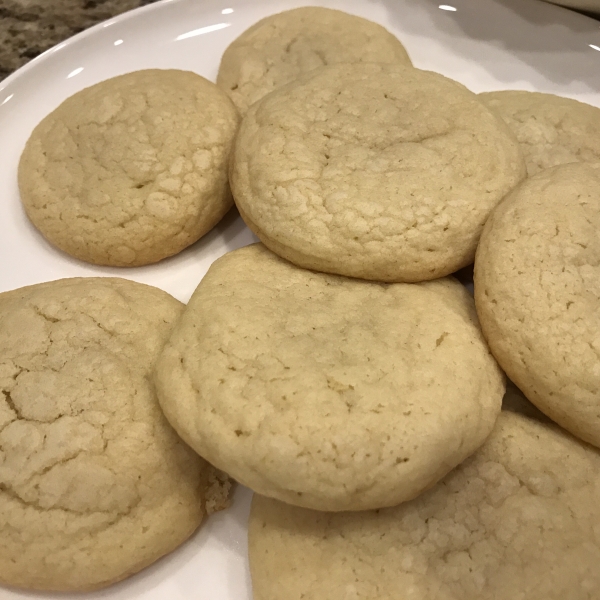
[0,0,159,80]
[0,0,598,81]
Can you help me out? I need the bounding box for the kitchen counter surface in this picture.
[0,0,599,81]
[0,0,159,80]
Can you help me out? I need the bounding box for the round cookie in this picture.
[18,69,239,267]
[217,7,412,114]
[0,278,230,592]
[479,90,600,176]
[154,243,504,512]
[249,390,600,600]
[231,64,526,282]
[474,162,600,448]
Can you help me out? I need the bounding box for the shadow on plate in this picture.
[387,0,600,92]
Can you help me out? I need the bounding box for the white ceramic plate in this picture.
[0,0,599,598]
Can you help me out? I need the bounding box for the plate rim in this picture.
[2,0,600,97]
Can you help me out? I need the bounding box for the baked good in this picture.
[248,387,600,600]
[0,277,230,591]
[231,63,526,282]
[474,162,600,448]
[479,90,600,175]
[217,6,412,114]
[154,243,504,512]
[18,69,239,267]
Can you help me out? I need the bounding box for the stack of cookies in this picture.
[2,5,600,598]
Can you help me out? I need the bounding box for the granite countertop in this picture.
[0,0,598,81]
[0,0,160,80]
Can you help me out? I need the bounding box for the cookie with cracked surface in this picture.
[154,243,504,512]
[248,390,600,600]
[0,277,231,592]
[231,64,526,282]
[479,90,600,176]
[474,162,600,448]
[18,69,239,267]
[217,7,412,114]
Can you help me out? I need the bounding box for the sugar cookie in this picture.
[231,64,526,281]
[217,7,412,114]
[0,277,230,591]
[19,69,239,266]
[474,162,600,448]
[249,391,600,600]
[154,244,504,512]
[480,90,600,175]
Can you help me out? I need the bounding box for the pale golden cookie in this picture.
[217,7,412,114]
[474,162,600,448]
[480,90,600,176]
[249,390,600,600]
[154,243,504,512]
[19,69,239,267]
[231,64,526,282]
[0,278,230,592]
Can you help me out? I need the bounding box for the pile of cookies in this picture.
[2,5,600,598]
